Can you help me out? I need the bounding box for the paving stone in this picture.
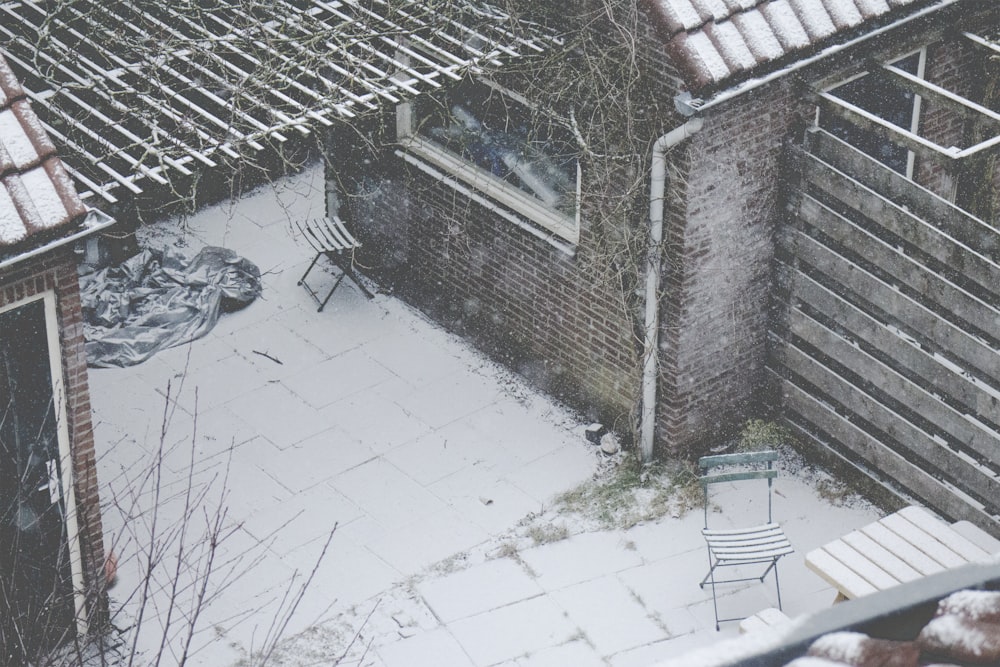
[376,628,475,667]
[331,457,449,531]
[417,558,542,623]
[550,575,667,656]
[365,507,490,574]
[448,596,579,667]
[519,531,644,591]
[516,639,606,666]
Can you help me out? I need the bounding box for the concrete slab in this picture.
[417,558,542,623]
[376,628,476,667]
[519,531,644,591]
[515,639,606,666]
[448,596,580,666]
[550,575,667,656]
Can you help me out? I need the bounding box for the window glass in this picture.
[413,80,578,219]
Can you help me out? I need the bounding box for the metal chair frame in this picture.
[698,449,793,630]
[294,216,374,310]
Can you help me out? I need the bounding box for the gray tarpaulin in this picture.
[80,246,261,368]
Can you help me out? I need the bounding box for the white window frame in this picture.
[0,291,89,637]
[817,47,927,181]
[396,80,582,245]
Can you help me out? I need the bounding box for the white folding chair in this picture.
[294,216,374,310]
[698,450,794,630]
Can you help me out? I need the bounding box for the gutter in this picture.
[677,0,963,116]
[0,209,117,272]
[640,116,704,463]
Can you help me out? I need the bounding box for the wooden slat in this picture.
[780,267,998,423]
[801,130,1000,263]
[860,521,947,575]
[796,193,1000,339]
[3,0,553,198]
[795,150,1000,300]
[775,316,1000,486]
[782,227,1000,387]
[823,540,902,590]
[840,531,923,583]
[805,548,879,599]
[897,506,992,562]
[817,92,959,165]
[881,513,967,568]
[775,375,998,532]
[880,63,1000,124]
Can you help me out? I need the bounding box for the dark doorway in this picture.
[0,298,76,665]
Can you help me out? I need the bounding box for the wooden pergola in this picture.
[815,26,1000,207]
[0,0,551,202]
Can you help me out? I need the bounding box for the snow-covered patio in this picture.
[87,164,883,667]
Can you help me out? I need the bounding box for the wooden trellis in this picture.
[0,0,552,201]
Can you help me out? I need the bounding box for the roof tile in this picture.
[822,0,865,29]
[646,0,933,91]
[731,10,786,61]
[656,0,707,33]
[689,0,731,23]
[0,54,87,248]
[705,20,759,71]
[761,0,812,51]
[854,0,892,18]
[788,0,837,41]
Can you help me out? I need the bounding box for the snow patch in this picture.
[761,0,811,50]
[788,0,836,41]
[821,0,863,29]
[690,0,730,22]
[659,0,705,32]
[21,165,69,229]
[710,20,759,70]
[685,31,733,83]
[853,0,891,16]
[732,11,786,61]
[0,183,27,244]
[0,108,39,169]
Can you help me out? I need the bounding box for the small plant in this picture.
[554,454,701,530]
[526,523,570,545]
[734,419,793,453]
[815,477,858,507]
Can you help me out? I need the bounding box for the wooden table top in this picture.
[805,506,997,601]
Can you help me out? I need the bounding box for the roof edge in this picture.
[681,0,965,114]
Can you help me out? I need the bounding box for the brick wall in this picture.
[913,38,977,200]
[0,248,107,628]
[655,82,811,456]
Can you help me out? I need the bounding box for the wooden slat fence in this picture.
[770,127,1000,535]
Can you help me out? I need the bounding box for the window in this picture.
[398,79,581,244]
[819,50,925,177]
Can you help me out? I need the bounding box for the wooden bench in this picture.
[805,506,996,603]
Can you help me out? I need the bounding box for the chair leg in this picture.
[298,252,322,286]
[703,551,721,631]
[328,253,375,300]
[773,560,783,611]
[317,272,346,312]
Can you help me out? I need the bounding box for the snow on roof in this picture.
[0,54,87,248]
[645,0,935,91]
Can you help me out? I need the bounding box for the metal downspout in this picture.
[640,117,704,463]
